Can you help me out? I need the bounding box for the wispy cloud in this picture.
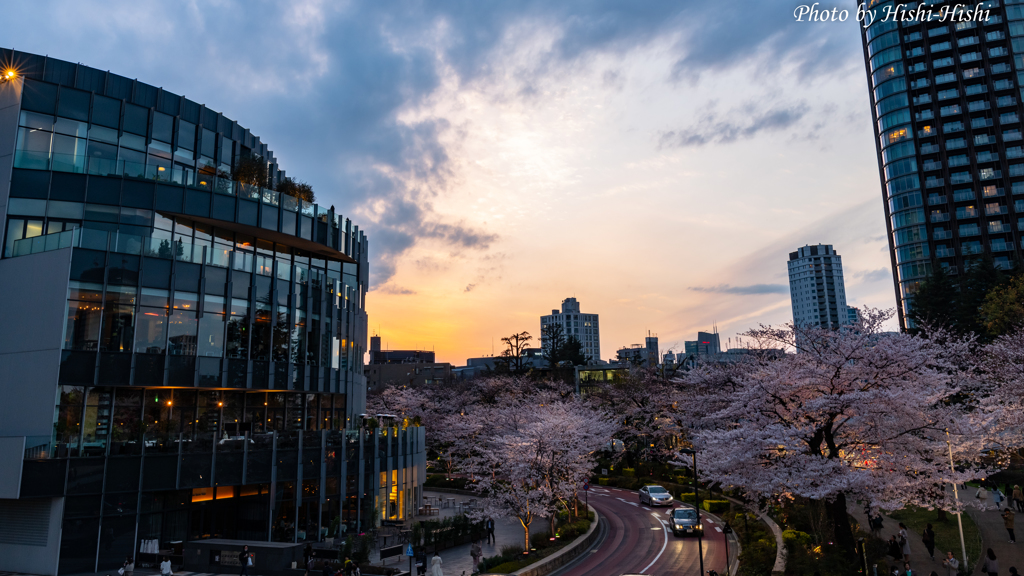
[688,284,789,295]
[659,102,810,148]
[853,268,892,283]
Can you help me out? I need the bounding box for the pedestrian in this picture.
[430,552,443,576]
[121,556,134,576]
[981,548,999,576]
[871,513,884,538]
[978,485,991,510]
[342,556,353,576]
[922,523,936,560]
[471,540,482,569]
[305,552,316,576]
[888,535,903,561]
[942,551,960,576]
[903,562,916,576]
[1009,567,1019,576]
[239,546,253,576]
[160,556,173,576]
[899,522,911,562]
[322,561,335,576]
[485,517,495,545]
[995,488,1005,509]
[929,572,939,576]
[1014,485,1024,513]
[1004,507,1016,543]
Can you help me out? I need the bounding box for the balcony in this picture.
[955,21,977,31]
[986,205,1008,215]
[1008,147,1024,159]
[957,37,978,47]
[990,223,1010,234]
[921,143,941,154]
[933,229,953,239]
[916,110,935,121]
[935,248,956,258]
[977,151,1000,163]
[907,47,925,58]
[969,100,991,112]
[990,47,1010,57]
[959,225,981,236]
[965,84,988,95]
[928,194,947,205]
[986,31,1006,41]
[944,123,964,134]
[972,118,994,129]
[1014,182,1024,195]
[950,172,973,184]
[931,212,951,222]
[975,134,996,146]
[909,62,929,73]
[995,79,1015,91]
[919,127,938,138]
[979,169,1002,181]
[926,178,946,188]
[1004,130,1023,141]
[914,94,933,105]
[946,139,967,150]
[992,63,1012,74]
[998,96,1016,108]
[922,160,943,171]
[956,207,979,219]
[962,244,983,255]
[985,15,1004,26]
[961,52,981,64]
[905,31,923,42]
[953,190,975,202]
[982,187,1005,198]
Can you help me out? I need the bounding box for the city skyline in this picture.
[0,2,901,365]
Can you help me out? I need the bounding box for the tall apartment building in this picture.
[859,1,1024,328]
[684,331,721,356]
[540,297,600,362]
[0,49,425,575]
[788,244,850,329]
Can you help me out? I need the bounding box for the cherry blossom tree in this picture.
[978,327,1024,461]
[678,309,992,555]
[587,367,681,464]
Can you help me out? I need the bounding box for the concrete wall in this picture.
[0,247,72,438]
[0,496,64,576]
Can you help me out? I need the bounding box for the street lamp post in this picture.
[946,430,969,571]
[680,448,705,576]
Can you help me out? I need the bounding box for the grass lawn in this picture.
[889,506,982,573]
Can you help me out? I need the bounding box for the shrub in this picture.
[622,468,636,477]
[702,500,729,513]
[487,561,522,574]
[598,477,609,485]
[677,492,697,503]
[782,529,811,551]
[531,531,553,549]
[737,538,776,576]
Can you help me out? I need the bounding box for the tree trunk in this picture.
[826,492,856,557]
[937,509,948,522]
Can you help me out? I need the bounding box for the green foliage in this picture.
[598,477,609,485]
[487,561,523,574]
[890,506,982,574]
[702,499,729,513]
[782,529,812,550]
[909,256,1019,340]
[541,324,590,367]
[233,154,269,187]
[676,492,697,503]
[737,538,776,576]
[622,468,636,477]
[276,176,316,203]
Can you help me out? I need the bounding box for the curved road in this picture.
[557,486,730,576]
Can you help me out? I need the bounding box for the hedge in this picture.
[622,468,636,477]
[598,478,609,485]
[702,500,729,513]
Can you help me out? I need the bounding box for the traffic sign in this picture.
[406,544,414,557]
[583,480,590,491]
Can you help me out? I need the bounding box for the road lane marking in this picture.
[642,507,651,511]
[715,527,723,532]
[640,512,669,574]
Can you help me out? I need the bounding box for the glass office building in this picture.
[859,0,1024,327]
[0,49,425,575]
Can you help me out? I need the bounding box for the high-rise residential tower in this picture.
[858,1,1024,328]
[0,49,425,575]
[788,244,850,329]
[540,297,600,362]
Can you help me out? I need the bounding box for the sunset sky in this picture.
[3,1,898,364]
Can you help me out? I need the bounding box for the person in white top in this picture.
[430,553,443,576]
[159,556,172,576]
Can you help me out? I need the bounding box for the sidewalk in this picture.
[370,490,541,575]
[964,504,1022,575]
[847,506,947,574]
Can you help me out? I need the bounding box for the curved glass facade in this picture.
[860,0,1024,327]
[0,49,425,575]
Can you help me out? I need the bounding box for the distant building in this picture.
[368,336,436,365]
[788,244,850,329]
[365,362,452,390]
[684,331,721,356]
[847,305,861,325]
[540,297,600,363]
[616,334,659,366]
[662,351,677,366]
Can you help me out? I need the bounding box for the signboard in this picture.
[583,480,590,491]
[216,551,246,567]
[406,544,414,557]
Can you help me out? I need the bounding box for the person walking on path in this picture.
[1003,507,1016,543]
[485,517,495,545]
[1013,485,1024,513]
[239,546,253,576]
[982,548,999,576]
[160,556,173,576]
[995,488,1006,509]
[305,552,316,576]
[899,522,912,562]
[941,551,959,576]
[470,540,483,570]
[922,523,936,560]
[902,562,916,576]
[888,535,904,562]
[121,556,134,576]
[430,552,444,576]
[979,485,991,511]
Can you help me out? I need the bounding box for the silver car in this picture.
[639,484,673,506]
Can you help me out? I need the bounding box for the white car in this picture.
[639,484,673,506]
